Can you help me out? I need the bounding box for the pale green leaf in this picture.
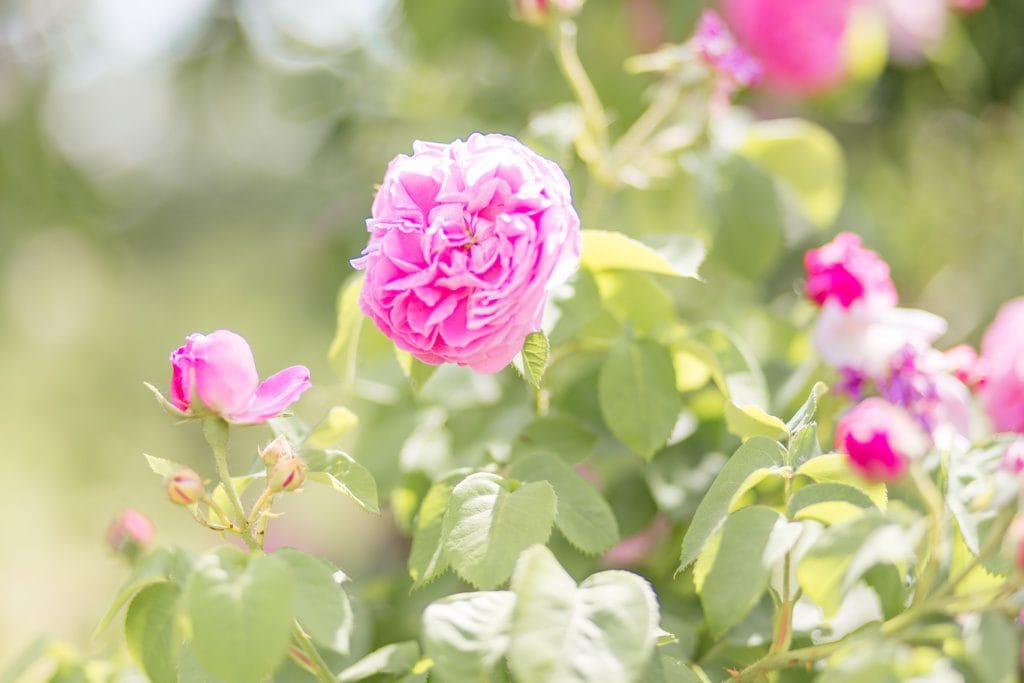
[143,453,190,479]
[274,549,352,654]
[442,473,557,589]
[183,550,296,683]
[520,332,549,389]
[581,229,700,278]
[507,545,660,683]
[739,119,845,228]
[699,506,782,636]
[723,402,789,442]
[962,612,1018,683]
[796,454,887,510]
[422,591,516,683]
[327,274,365,382]
[677,437,786,571]
[338,642,420,682]
[788,483,875,526]
[305,407,359,449]
[305,450,379,513]
[395,350,440,391]
[125,582,181,683]
[511,415,596,464]
[786,382,828,435]
[509,453,620,555]
[95,547,191,636]
[598,337,682,459]
[788,423,822,468]
[409,481,454,588]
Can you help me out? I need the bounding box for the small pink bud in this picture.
[1007,517,1024,571]
[835,398,928,482]
[166,468,204,506]
[948,0,985,13]
[944,344,985,388]
[269,456,307,493]
[513,0,583,26]
[106,508,154,556]
[1001,441,1024,475]
[260,434,294,467]
[804,232,898,309]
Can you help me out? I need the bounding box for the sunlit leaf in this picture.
[422,591,516,683]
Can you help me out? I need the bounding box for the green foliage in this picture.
[409,480,455,588]
[337,642,421,682]
[182,549,296,683]
[125,582,182,683]
[520,331,550,389]
[506,546,660,683]
[304,449,380,514]
[598,337,681,459]
[328,274,366,384]
[511,415,596,463]
[422,591,516,683]
[441,473,557,589]
[275,548,353,654]
[305,407,359,449]
[508,453,619,555]
[580,229,703,279]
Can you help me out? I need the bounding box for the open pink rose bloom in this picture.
[352,133,581,373]
[170,330,311,424]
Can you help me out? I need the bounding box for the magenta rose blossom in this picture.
[352,133,581,373]
[693,10,764,92]
[804,232,898,309]
[170,330,311,424]
[721,0,854,95]
[979,298,1024,433]
[835,398,928,482]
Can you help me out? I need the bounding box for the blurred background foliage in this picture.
[1,0,1023,670]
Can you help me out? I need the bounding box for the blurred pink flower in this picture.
[693,10,763,92]
[948,0,985,12]
[602,515,670,568]
[879,0,948,64]
[353,133,580,373]
[721,0,855,95]
[170,330,310,424]
[107,508,154,554]
[943,344,985,388]
[805,232,898,309]
[1001,440,1024,474]
[979,298,1024,433]
[835,397,928,482]
[514,0,583,24]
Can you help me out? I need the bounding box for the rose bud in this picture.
[804,232,898,310]
[106,508,155,557]
[166,468,204,506]
[269,456,307,493]
[835,398,929,482]
[169,330,311,424]
[260,434,294,467]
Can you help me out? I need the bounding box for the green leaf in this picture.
[183,549,296,683]
[143,381,188,418]
[422,591,516,683]
[507,545,660,683]
[305,450,380,514]
[509,453,620,555]
[796,454,887,509]
[328,273,365,382]
[723,402,789,442]
[95,547,191,635]
[125,582,182,683]
[786,382,828,435]
[699,506,783,636]
[337,642,421,682]
[395,350,440,391]
[143,453,190,478]
[678,437,787,571]
[593,271,675,335]
[962,612,1018,683]
[274,549,352,654]
[788,423,822,468]
[641,653,704,683]
[442,473,557,589]
[520,332,549,389]
[706,158,785,279]
[305,407,359,450]
[511,415,596,464]
[580,229,701,279]
[787,482,876,525]
[797,514,920,616]
[739,119,845,228]
[409,481,454,588]
[598,337,682,460]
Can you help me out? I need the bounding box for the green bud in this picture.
[260,434,294,467]
[268,456,306,493]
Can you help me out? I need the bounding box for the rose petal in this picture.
[229,365,311,424]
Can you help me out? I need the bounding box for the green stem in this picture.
[607,80,681,171]
[292,622,336,683]
[908,463,946,605]
[731,641,845,683]
[769,472,796,655]
[203,419,258,551]
[935,505,1015,601]
[550,20,611,178]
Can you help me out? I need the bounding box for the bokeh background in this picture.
[2,0,1023,670]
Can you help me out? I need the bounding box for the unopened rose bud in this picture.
[107,508,154,558]
[269,456,306,493]
[513,0,583,26]
[835,398,929,483]
[166,468,204,506]
[260,434,294,467]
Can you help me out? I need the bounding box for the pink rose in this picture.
[943,344,985,388]
[1001,440,1024,475]
[107,508,155,554]
[979,298,1024,433]
[352,133,580,373]
[948,0,985,12]
[835,397,928,482]
[170,330,311,424]
[721,0,856,95]
[693,10,764,92]
[804,232,898,309]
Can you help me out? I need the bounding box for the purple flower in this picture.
[170,330,311,424]
[353,133,580,373]
[692,10,763,91]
